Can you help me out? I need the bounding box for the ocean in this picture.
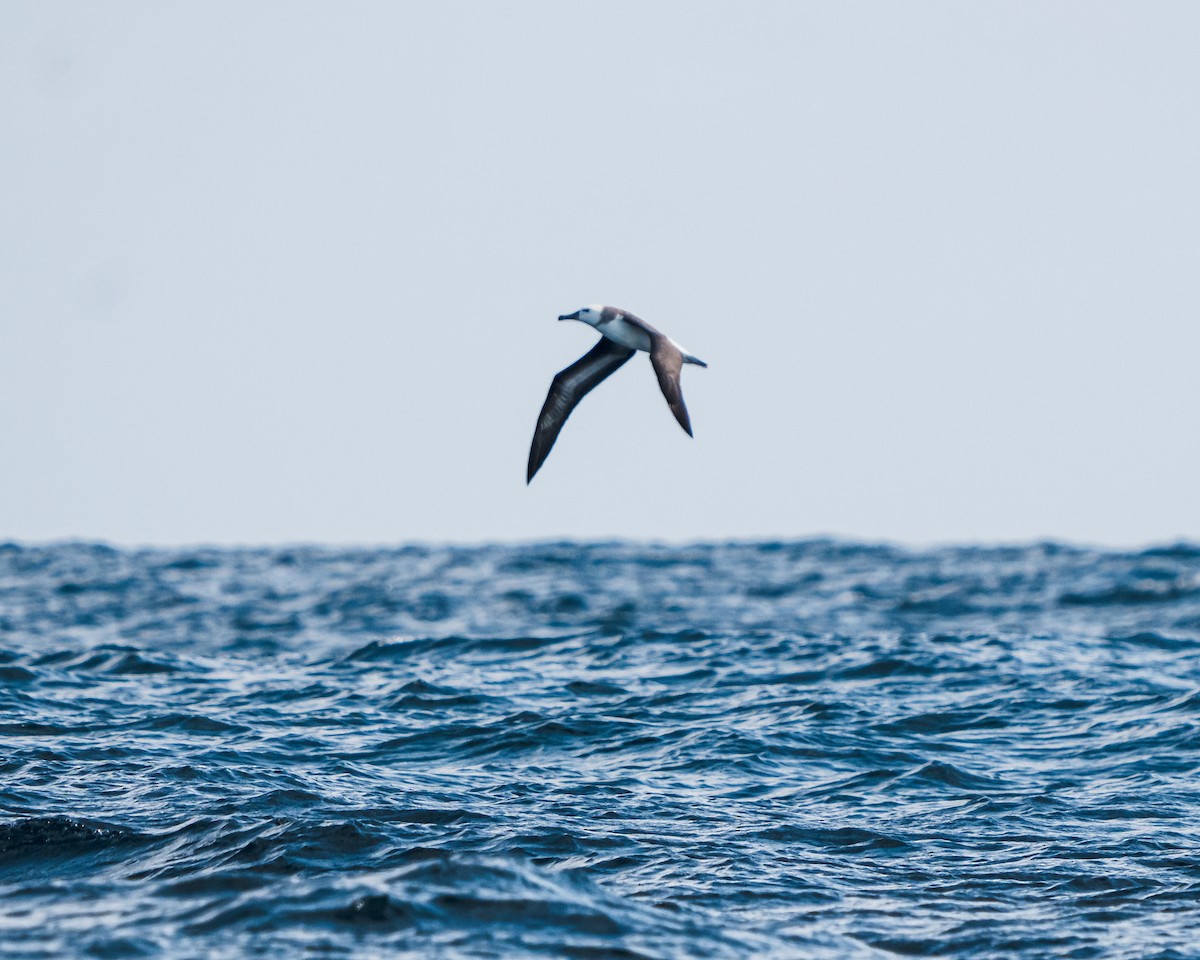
[2,540,1199,958]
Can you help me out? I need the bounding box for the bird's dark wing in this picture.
[527,337,635,483]
[649,337,692,436]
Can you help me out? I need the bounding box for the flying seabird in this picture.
[527,305,707,483]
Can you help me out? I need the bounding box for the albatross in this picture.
[527,305,707,483]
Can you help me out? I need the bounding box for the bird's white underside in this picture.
[598,317,653,353]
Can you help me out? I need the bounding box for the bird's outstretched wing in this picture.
[615,314,698,435]
[527,337,635,483]
[649,337,692,436]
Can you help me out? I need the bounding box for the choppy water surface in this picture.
[3,541,1200,958]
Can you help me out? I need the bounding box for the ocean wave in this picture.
[1,540,1199,957]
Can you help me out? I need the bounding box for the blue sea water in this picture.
[2,540,1200,958]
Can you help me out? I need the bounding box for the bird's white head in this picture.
[557,304,605,327]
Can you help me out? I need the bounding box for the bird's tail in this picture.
[682,352,708,368]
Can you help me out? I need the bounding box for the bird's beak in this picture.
[558,311,580,321]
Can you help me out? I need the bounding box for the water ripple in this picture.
[1,541,1199,956]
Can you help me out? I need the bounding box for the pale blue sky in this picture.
[2,2,1198,545]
